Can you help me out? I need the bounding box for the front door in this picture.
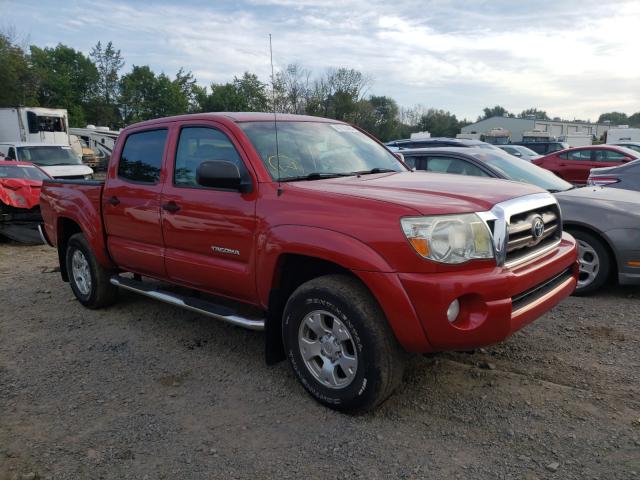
[103,128,169,277]
[161,123,258,303]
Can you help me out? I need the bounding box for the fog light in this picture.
[447,299,460,323]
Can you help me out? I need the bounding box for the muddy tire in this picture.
[282,274,406,412]
[65,233,118,308]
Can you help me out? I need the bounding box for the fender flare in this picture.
[256,224,394,305]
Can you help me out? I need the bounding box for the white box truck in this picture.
[0,107,69,144]
[606,126,640,144]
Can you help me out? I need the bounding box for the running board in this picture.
[109,276,265,331]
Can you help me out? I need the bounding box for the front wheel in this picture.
[282,274,406,412]
[568,229,611,295]
[65,233,118,308]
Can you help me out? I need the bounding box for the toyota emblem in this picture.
[531,216,545,240]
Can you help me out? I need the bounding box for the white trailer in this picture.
[606,126,640,144]
[69,125,119,165]
[0,107,69,144]
[560,133,592,147]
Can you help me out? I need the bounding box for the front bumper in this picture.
[398,232,578,351]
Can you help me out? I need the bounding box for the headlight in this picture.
[84,174,93,180]
[401,214,494,264]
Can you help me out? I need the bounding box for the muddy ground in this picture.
[1,242,639,479]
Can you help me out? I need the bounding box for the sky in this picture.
[2,0,640,122]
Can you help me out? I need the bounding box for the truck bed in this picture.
[40,179,114,274]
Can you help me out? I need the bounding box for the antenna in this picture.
[269,34,283,196]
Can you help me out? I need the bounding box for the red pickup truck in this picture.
[40,113,578,411]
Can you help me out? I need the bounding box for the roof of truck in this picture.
[127,112,340,128]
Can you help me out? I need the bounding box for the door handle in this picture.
[108,196,120,206]
[162,201,180,213]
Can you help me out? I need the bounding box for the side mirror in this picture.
[513,152,522,157]
[395,152,405,162]
[196,160,249,192]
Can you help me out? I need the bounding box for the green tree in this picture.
[0,32,37,107]
[480,105,511,121]
[119,65,157,123]
[200,72,269,112]
[598,112,628,125]
[415,109,461,137]
[628,112,640,127]
[518,108,549,120]
[89,41,124,126]
[350,96,401,141]
[30,43,98,126]
[307,68,371,120]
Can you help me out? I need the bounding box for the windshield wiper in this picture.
[280,172,354,182]
[351,168,398,175]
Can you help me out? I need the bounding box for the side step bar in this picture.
[109,275,265,331]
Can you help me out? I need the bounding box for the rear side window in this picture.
[600,150,627,162]
[566,150,592,161]
[118,129,167,184]
[426,156,489,177]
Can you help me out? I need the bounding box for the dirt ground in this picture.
[1,242,639,479]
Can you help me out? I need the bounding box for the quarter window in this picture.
[174,127,248,187]
[118,129,167,184]
[595,150,625,162]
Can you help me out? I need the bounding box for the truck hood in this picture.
[0,178,42,209]
[289,171,544,214]
[39,164,93,179]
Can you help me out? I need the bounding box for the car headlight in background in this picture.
[401,214,494,264]
[84,174,93,180]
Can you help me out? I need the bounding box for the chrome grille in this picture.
[478,192,563,268]
[506,206,560,256]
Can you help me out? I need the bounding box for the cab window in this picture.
[118,129,167,184]
[174,127,248,188]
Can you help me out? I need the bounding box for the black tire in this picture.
[567,229,612,296]
[65,233,118,308]
[282,274,406,412]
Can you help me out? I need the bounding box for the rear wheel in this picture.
[568,229,611,295]
[282,274,406,412]
[66,233,118,308]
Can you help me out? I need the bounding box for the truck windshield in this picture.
[0,165,50,180]
[472,151,573,192]
[239,121,405,180]
[17,146,81,166]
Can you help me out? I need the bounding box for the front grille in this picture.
[511,267,573,313]
[505,204,561,265]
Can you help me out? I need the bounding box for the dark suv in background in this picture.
[512,141,569,155]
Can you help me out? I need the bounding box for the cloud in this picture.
[3,0,639,120]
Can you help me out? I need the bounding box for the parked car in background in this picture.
[0,161,50,244]
[400,147,640,294]
[512,141,569,155]
[0,142,94,179]
[588,158,640,192]
[385,137,498,150]
[610,142,640,154]
[498,145,541,161]
[532,145,639,185]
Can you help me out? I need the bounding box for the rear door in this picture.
[103,128,169,277]
[160,121,259,303]
[557,149,596,183]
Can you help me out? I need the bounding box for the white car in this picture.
[0,142,93,179]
